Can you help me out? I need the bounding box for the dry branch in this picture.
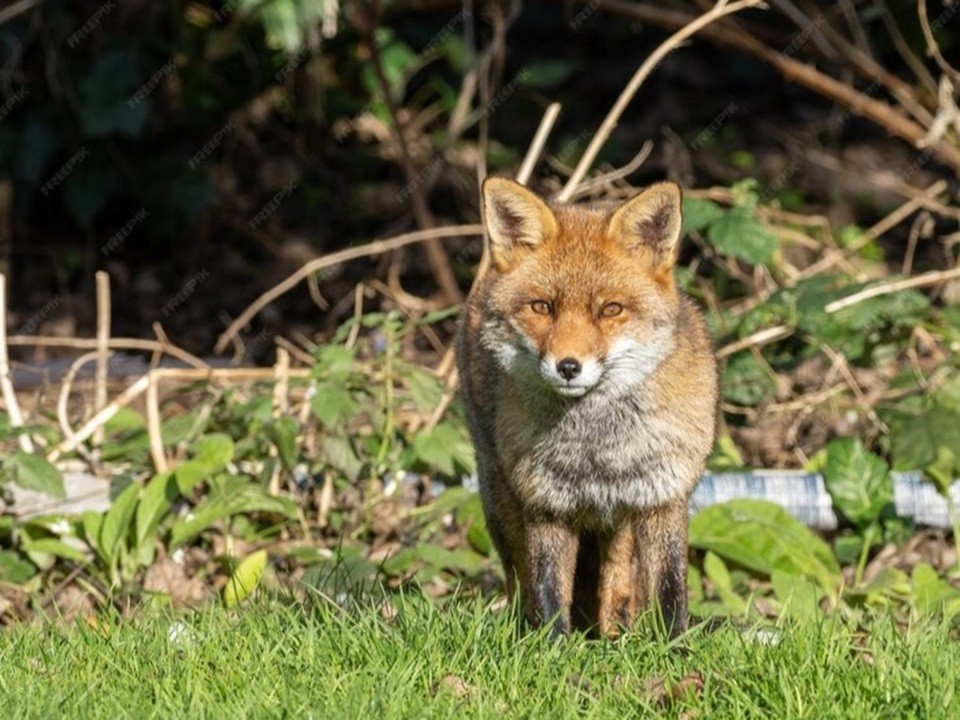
[0,274,33,453]
[215,224,483,354]
[558,0,768,202]
[824,266,960,313]
[600,0,960,173]
[94,272,110,448]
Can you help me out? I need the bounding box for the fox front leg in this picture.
[634,499,690,636]
[597,523,636,636]
[522,520,579,637]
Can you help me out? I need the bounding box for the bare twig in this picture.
[94,272,110,447]
[146,370,167,473]
[516,103,563,185]
[269,347,290,496]
[824,266,960,313]
[918,0,960,84]
[7,335,208,369]
[215,224,483,354]
[717,325,793,358]
[48,375,151,462]
[0,274,33,452]
[564,141,654,202]
[558,0,767,201]
[56,351,100,453]
[601,0,960,172]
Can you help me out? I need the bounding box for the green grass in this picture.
[0,595,957,719]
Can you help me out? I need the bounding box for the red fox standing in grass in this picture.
[456,177,718,637]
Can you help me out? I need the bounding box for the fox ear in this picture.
[482,177,557,271]
[607,182,683,267]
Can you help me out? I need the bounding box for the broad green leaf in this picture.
[321,435,362,482]
[134,471,178,557]
[21,537,88,564]
[99,482,140,565]
[703,551,746,614]
[690,499,840,592]
[312,344,356,377]
[911,563,960,618]
[311,384,360,428]
[889,403,960,493]
[406,367,445,415]
[681,197,725,233]
[455,494,492,556]
[822,438,892,528]
[5,452,65,499]
[706,206,777,265]
[161,409,206,446]
[723,353,774,406]
[0,550,37,584]
[191,433,234,468]
[846,566,910,607]
[223,550,268,608]
[169,482,297,549]
[411,424,474,476]
[771,569,822,619]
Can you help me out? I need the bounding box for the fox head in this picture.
[479,177,684,398]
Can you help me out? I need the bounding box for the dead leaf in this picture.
[641,671,705,708]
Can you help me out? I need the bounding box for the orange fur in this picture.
[457,178,718,637]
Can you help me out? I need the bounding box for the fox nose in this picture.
[556,357,582,381]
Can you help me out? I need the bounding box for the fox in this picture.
[455,177,718,637]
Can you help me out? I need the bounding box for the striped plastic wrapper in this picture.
[690,471,960,530]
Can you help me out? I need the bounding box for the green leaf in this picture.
[0,550,37,584]
[21,538,89,564]
[223,550,268,608]
[99,482,140,565]
[681,197,725,234]
[411,424,474,476]
[723,353,774,406]
[134,471,178,557]
[911,563,960,618]
[5,452,65,499]
[771,569,822,619]
[889,403,960,493]
[690,499,841,592]
[169,481,297,549]
[518,60,576,89]
[322,435,362,482]
[822,438,892,528]
[268,417,299,470]
[707,206,777,264]
[312,344,356,376]
[455,494,492,556]
[191,433,234,468]
[703,551,747,614]
[311,384,360,428]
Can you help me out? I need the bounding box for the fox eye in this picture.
[530,300,552,315]
[600,302,624,318]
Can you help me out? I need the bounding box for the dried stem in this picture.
[94,271,110,447]
[366,28,462,305]
[215,224,483,354]
[824,266,960,313]
[0,273,33,452]
[558,0,767,202]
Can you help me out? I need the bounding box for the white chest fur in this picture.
[498,387,698,527]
